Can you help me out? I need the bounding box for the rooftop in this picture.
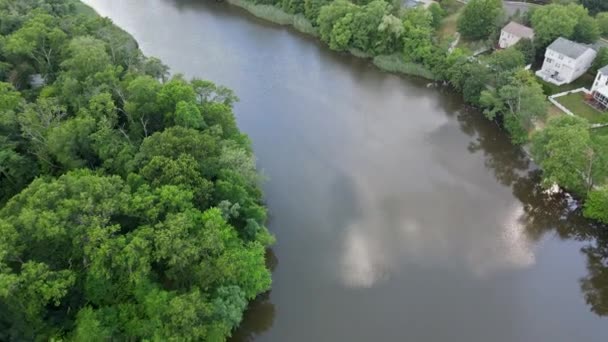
[599,65,608,76]
[547,37,594,59]
[502,21,534,39]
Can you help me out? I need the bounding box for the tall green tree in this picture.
[480,70,547,144]
[531,3,597,48]
[531,116,607,196]
[457,0,503,40]
[3,11,67,81]
[0,2,273,340]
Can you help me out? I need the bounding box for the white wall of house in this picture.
[540,48,596,84]
[498,30,521,49]
[592,71,608,92]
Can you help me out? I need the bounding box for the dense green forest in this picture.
[0,0,273,340]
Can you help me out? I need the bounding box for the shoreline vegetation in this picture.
[226,0,437,80]
[0,0,273,340]
[222,0,608,225]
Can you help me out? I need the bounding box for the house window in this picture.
[546,58,553,64]
[555,63,561,68]
[558,55,564,60]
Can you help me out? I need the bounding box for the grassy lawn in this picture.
[590,125,608,137]
[539,73,595,96]
[555,92,608,123]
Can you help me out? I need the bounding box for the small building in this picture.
[535,37,597,86]
[591,66,608,110]
[498,21,534,49]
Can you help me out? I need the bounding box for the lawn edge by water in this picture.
[224,0,436,81]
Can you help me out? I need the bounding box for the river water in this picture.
[83,1,608,340]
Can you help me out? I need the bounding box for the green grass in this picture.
[539,73,595,95]
[555,92,608,123]
[590,125,608,137]
[373,54,435,80]
[226,0,317,36]
[349,48,373,59]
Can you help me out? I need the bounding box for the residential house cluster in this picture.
[498,21,608,111]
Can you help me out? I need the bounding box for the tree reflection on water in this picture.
[457,107,608,318]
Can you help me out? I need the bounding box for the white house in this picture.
[591,65,608,110]
[498,21,534,49]
[535,37,597,86]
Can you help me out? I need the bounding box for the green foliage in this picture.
[3,11,67,81]
[488,48,525,73]
[572,13,600,43]
[0,1,273,340]
[531,115,608,196]
[223,0,608,222]
[428,3,445,29]
[457,0,503,40]
[447,59,491,105]
[402,7,435,63]
[514,38,536,65]
[531,3,598,48]
[372,54,435,79]
[304,0,331,24]
[480,70,547,144]
[584,186,608,223]
[598,12,608,37]
[581,0,608,15]
[592,47,608,74]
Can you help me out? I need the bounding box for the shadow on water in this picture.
[456,107,608,318]
[231,250,278,342]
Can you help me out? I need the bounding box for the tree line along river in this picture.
[83,0,607,340]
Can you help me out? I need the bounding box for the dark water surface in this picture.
[83,1,608,340]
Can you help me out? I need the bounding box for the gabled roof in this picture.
[547,37,594,59]
[502,21,534,39]
[599,65,608,76]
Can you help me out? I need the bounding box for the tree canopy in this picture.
[531,3,599,47]
[531,116,608,197]
[457,0,503,41]
[0,0,273,340]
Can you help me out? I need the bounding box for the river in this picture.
[83,1,607,340]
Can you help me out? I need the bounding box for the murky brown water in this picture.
[83,1,608,340]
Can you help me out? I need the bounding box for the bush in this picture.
[373,54,436,79]
[584,186,608,223]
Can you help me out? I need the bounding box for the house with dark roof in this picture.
[499,21,534,49]
[535,37,597,86]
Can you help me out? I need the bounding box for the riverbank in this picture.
[224,0,436,80]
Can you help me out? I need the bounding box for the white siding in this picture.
[498,30,521,49]
[537,48,597,85]
[592,72,608,92]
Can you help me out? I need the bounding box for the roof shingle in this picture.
[547,37,594,59]
[502,21,534,39]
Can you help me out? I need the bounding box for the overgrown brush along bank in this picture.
[373,54,436,80]
[227,0,318,36]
